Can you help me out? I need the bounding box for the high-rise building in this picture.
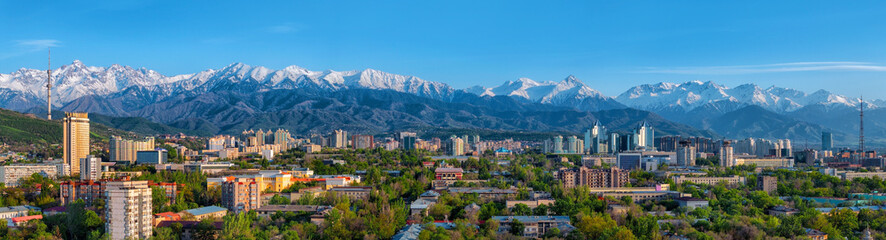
[634,122,654,150]
[677,141,696,166]
[609,133,620,154]
[822,132,833,151]
[255,129,266,146]
[221,177,261,214]
[585,120,607,154]
[64,112,90,176]
[552,136,564,154]
[719,141,734,168]
[109,136,155,164]
[352,135,375,149]
[566,136,579,154]
[80,155,101,181]
[274,129,291,146]
[332,130,348,148]
[448,136,465,156]
[106,181,152,240]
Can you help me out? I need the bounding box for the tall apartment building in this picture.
[64,112,90,176]
[0,164,63,187]
[448,136,465,156]
[332,130,348,148]
[634,121,655,150]
[558,167,629,188]
[80,155,101,181]
[109,136,155,164]
[677,141,697,166]
[351,135,375,149]
[106,181,152,240]
[221,178,261,214]
[719,141,734,168]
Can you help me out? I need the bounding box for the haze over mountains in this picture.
[0,60,881,147]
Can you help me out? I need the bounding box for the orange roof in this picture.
[11,215,42,223]
[154,212,180,219]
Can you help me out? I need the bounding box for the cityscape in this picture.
[2,1,886,240]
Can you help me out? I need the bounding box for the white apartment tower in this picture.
[106,181,152,240]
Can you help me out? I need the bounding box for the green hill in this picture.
[0,108,136,147]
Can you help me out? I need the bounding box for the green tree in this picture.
[509,219,524,236]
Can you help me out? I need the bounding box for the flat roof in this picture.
[184,206,227,216]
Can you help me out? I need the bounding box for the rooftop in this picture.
[256,205,329,212]
[435,168,464,173]
[184,206,228,216]
[0,205,39,214]
[490,215,571,223]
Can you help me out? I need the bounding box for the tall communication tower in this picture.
[46,49,52,120]
[860,96,865,154]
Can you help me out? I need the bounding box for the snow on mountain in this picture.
[472,75,611,103]
[0,61,456,106]
[616,80,875,112]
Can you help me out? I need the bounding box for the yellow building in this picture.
[64,112,89,176]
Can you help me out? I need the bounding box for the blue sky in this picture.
[2,1,886,98]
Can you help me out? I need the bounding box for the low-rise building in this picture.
[447,187,517,200]
[676,197,709,209]
[506,199,556,209]
[768,206,799,216]
[490,216,574,238]
[672,176,746,185]
[221,178,261,214]
[255,205,331,217]
[0,206,40,219]
[182,206,228,221]
[153,212,181,226]
[757,176,778,195]
[156,221,224,240]
[598,191,689,203]
[0,164,63,187]
[329,186,373,199]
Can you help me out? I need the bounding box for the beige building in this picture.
[0,164,63,187]
[673,175,746,185]
[558,167,629,188]
[734,157,794,168]
[64,112,90,176]
[106,181,152,240]
[109,136,155,164]
[221,177,261,213]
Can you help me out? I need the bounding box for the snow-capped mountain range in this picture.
[0,60,880,114]
[615,80,879,113]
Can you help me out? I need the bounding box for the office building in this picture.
[584,120,607,154]
[0,164,63,187]
[221,177,261,214]
[106,181,152,240]
[617,152,642,170]
[608,133,620,154]
[109,136,155,164]
[136,150,168,165]
[351,135,375,149]
[822,132,833,151]
[80,155,101,181]
[64,112,90,176]
[676,141,696,166]
[558,167,629,188]
[634,122,655,150]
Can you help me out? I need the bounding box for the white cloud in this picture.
[0,39,61,59]
[641,62,886,74]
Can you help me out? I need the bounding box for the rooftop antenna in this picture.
[860,95,865,154]
[46,48,52,120]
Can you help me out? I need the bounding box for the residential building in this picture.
[182,206,228,221]
[433,167,464,188]
[0,205,40,219]
[64,112,90,176]
[109,136,155,164]
[136,150,167,165]
[106,181,152,240]
[598,191,689,202]
[448,136,465,156]
[506,199,556,209]
[558,167,629,188]
[80,155,101,181]
[447,187,518,200]
[758,176,778,195]
[676,197,709,209]
[302,144,321,153]
[673,176,746,185]
[734,157,794,168]
[255,205,331,218]
[0,164,62,187]
[676,141,696,166]
[634,122,655,150]
[156,221,224,240]
[332,130,348,148]
[329,186,373,199]
[351,135,375,149]
[221,177,261,214]
[153,212,181,226]
[490,216,574,238]
[719,141,734,168]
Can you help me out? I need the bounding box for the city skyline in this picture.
[2,1,886,98]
